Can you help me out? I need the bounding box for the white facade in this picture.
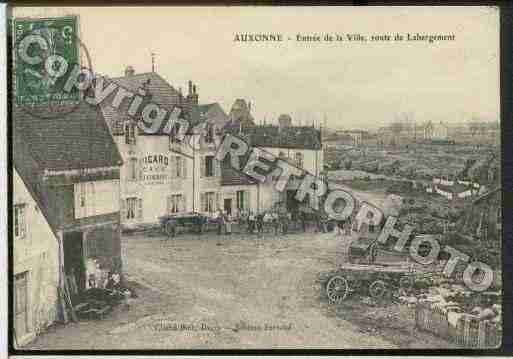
[116,131,324,226]
[13,168,60,346]
[74,180,120,219]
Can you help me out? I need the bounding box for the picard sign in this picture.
[140,154,170,185]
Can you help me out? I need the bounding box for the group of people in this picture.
[213,209,341,236]
[215,209,288,236]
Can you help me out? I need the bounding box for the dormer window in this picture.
[205,125,214,144]
[124,122,136,145]
[295,152,304,168]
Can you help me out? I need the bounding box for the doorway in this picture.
[14,271,28,338]
[286,190,300,212]
[224,198,232,216]
[63,231,86,292]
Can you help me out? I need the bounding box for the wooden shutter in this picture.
[166,196,171,214]
[138,158,144,181]
[132,124,137,145]
[215,159,221,177]
[246,190,251,211]
[74,184,80,218]
[182,157,187,178]
[170,156,176,178]
[181,194,186,212]
[215,192,221,212]
[120,198,126,221]
[20,206,26,238]
[89,182,96,217]
[200,156,205,178]
[200,193,206,212]
[137,198,143,220]
[124,123,129,144]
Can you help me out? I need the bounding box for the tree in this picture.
[389,121,404,147]
[467,118,480,137]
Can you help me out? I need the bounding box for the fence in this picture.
[415,302,501,348]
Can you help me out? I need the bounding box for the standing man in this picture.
[248,211,256,234]
[225,211,232,235]
[217,209,225,235]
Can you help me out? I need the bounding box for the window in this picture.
[128,158,138,181]
[205,156,214,177]
[126,197,139,220]
[79,184,86,208]
[167,194,184,214]
[14,272,28,337]
[75,181,119,219]
[295,152,304,168]
[236,190,248,211]
[124,122,136,145]
[14,204,26,239]
[169,125,182,147]
[205,125,214,144]
[201,192,217,213]
[174,156,187,178]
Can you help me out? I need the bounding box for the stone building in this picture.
[101,68,231,227]
[101,69,323,226]
[13,102,124,345]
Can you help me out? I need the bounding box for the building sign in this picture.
[14,16,79,105]
[140,153,171,185]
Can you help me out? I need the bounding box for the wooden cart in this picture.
[325,263,415,303]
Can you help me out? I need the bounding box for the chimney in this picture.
[188,80,193,96]
[125,65,135,76]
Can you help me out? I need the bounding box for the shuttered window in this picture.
[295,152,304,168]
[128,158,138,181]
[126,197,137,220]
[124,122,136,145]
[14,204,26,239]
[167,194,183,214]
[201,192,216,213]
[205,156,214,177]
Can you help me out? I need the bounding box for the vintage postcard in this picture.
[9,5,503,352]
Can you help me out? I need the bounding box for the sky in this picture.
[12,6,500,130]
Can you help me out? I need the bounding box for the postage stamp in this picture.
[7,5,507,354]
[13,16,79,106]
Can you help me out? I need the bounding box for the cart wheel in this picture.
[369,280,387,299]
[326,276,349,304]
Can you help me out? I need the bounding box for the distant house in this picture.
[335,130,366,147]
[423,121,449,144]
[224,115,323,213]
[228,98,256,128]
[427,179,474,200]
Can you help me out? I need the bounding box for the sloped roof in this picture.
[110,72,182,110]
[196,103,218,116]
[13,102,123,171]
[104,73,223,135]
[226,125,322,150]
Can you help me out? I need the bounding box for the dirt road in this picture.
[27,231,452,350]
